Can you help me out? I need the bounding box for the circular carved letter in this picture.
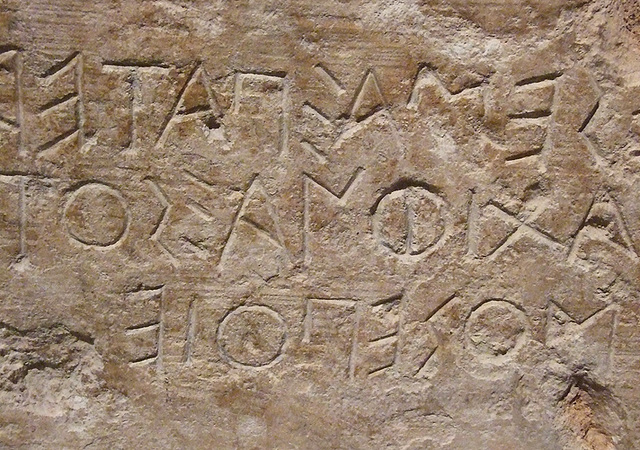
[372,185,445,257]
[465,300,528,358]
[217,305,287,368]
[64,183,129,247]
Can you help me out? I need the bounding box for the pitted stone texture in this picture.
[0,0,639,448]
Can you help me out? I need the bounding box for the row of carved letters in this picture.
[2,176,635,268]
[0,50,570,157]
[126,287,607,379]
[1,174,636,271]
[1,52,634,266]
[126,287,481,378]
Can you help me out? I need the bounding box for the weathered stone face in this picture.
[1,0,639,448]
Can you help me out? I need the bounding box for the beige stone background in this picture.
[1,0,640,448]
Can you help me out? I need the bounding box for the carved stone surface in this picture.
[1,1,640,448]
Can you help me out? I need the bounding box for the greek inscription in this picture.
[101,62,171,154]
[122,286,165,369]
[2,3,639,446]
[303,298,360,379]
[156,64,223,148]
[354,295,403,378]
[217,305,288,369]
[464,299,530,361]
[220,177,289,269]
[372,184,447,259]
[63,182,129,248]
[232,72,290,156]
[469,198,563,260]
[0,50,23,155]
[0,174,26,265]
[568,191,639,268]
[300,66,386,164]
[36,52,85,156]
